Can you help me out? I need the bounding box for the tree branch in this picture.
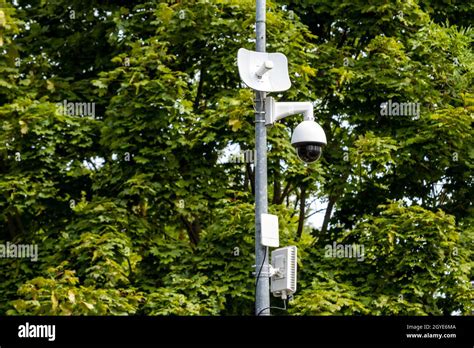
[305,208,326,219]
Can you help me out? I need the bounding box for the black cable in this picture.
[254,246,267,290]
[256,299,287,316]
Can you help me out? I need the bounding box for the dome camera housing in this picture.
[291,120,327,163]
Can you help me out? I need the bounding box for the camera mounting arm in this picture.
[265,96,326,163]
[265,96,314,125]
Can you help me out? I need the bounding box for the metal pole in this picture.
[255,0,270,316]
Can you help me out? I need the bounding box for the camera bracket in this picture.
[265,96,314,126]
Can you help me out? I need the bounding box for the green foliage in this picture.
[0,0,471,317]
[142,275,225,315]
[289,275,370,315]
[294,202,472,315]
[7,263,143,315]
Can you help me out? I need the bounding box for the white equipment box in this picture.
[271,246,297,299]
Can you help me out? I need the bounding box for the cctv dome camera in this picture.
[291,120,327,163]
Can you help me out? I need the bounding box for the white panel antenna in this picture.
[237,48,291,92]
[261,213,279,247]
[270,246,297,299]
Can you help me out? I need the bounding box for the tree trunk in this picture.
[180,216,201,246]
[272,167,281,204]
[321,196,336,234]
[193,63,206,111]
[246,163,255,195]
[7,214,16,240]
[296,184,307,239]
[278,181,292,205]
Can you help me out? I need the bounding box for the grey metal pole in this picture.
[255,0,270,316]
